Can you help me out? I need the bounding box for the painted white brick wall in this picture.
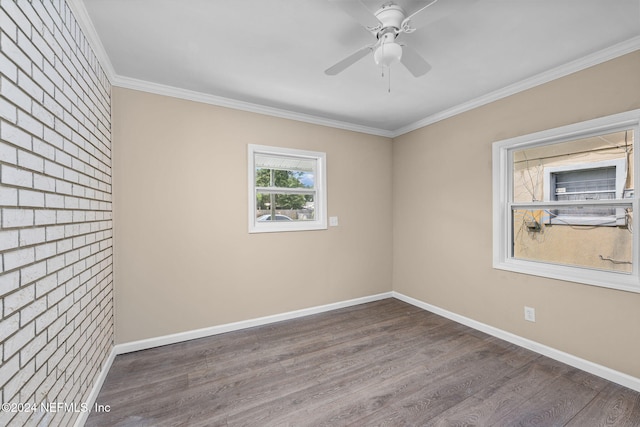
[1,1,113,425]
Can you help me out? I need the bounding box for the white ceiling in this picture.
[76,0,640,137]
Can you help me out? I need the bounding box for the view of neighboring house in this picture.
[512,130,634,273]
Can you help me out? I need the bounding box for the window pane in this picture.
[512,207,633,273]
[256,192,315,222]
[255,153,315,172]
[255,168,314,189]
[512,130,633,203]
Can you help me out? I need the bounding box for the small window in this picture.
[248,145,327,233]
[493,110,640,293]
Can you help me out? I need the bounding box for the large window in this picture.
[248,144,327,233]
[493,110,640,292]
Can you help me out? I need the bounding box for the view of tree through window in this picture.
[255,168,313,211]
[248,145,327,233]
[253,152,317,223]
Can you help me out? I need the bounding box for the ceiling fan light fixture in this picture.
[324,0,433,78]
[373,41,402,68]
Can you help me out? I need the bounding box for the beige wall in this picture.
[112,88,393,343]
[393,51,640,378]
[113,51,640,378]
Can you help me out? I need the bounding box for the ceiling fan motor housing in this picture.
[374,3,406,38]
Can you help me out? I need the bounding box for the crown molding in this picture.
[111,75,395,138]
[391,36,640,137]
[66,0,639,139]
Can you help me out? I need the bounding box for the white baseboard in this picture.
[74,346,117,427]
[114,292,393,355]
[392,291,640,393]
[77,289,640,426]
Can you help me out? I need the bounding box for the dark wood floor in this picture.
[86,298,640,426]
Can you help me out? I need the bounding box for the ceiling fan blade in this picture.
[400,44,431,77]
[325,45,374,75]
[329,0,382,31]
[403,0,472,32]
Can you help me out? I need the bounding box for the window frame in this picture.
[248,144,327,233]
[492,109,640,293]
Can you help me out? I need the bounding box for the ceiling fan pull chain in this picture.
[381,42,385,78]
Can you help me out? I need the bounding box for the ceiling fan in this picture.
[325,0,467,77]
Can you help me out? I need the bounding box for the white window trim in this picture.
[492,109,640,293]
[248,144,327,233]
[542,158,627,226]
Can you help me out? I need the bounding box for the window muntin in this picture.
[493,110,640,292]
[248,145,327,233]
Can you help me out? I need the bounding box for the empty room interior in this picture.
[2,0,640,425]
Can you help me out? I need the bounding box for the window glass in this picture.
[513,132,630,227]
[493,110,640,292]
[255,193,316,222]
[248,145,327,233]
[511,130,633,268]
[512,207,633,273]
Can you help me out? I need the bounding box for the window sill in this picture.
[493,258,640,294]
[249,221,327,234]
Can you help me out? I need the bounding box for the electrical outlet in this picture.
[524,306,536,322]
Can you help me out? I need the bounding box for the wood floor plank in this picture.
[385,348,520,424]
[424,356,571,426]
[566,382,640,427]
[85,299,640,426]
[490,374,599,426]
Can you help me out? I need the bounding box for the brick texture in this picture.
[0,0,113,425]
